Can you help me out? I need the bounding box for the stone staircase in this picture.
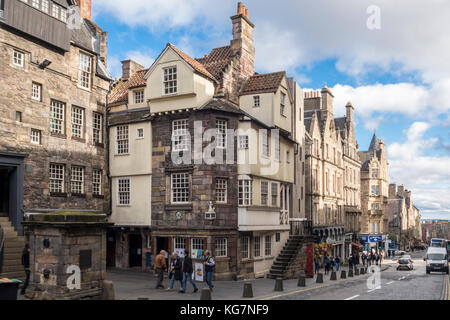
[0,215,26,281]
[268,235,304,279]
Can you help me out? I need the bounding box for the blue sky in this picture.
[92,0,450,220]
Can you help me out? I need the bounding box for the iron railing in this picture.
[290,219,313,236]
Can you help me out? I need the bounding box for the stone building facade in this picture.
[0,0,110,237]
[359,134,389,251]
[304,87,346,258]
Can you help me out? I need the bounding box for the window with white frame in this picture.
[93,169,102,196]
[191,238,204,251]
[32,0,39,9]
[134,90,144,104]
[78,52,92,89]
[216,119,227,148]
[174,238,186,250]
[51,3,59,18]
[49,163,64,193]
[271,183,278,206]
[238,135,248,149]
[13,50,24,67]
[371,168,379,178]
[50,100,65,134]
[253,95,260,107]
[241,237,249,259]
[215,238,227,257]
[371,185,379,196]
[41,0,48,13]
[163,66,177,94]
[172,119,189,151]
[215,178,227,203]
[238,178,252,206]
[93,112,103,144]
[261,181,268,206]
[60,7,67,22]
[71,166,84,194]
[118,178,130,205]
[265,235,272,256]
[136,127,144,139]
[31,82,41,101]
[261,130,269,157]
[116,125,129,154]
[280,92,286,116]
[71,106,84,138]
[254,236,261,257]
[274,138,280,161]
[171,173,190,203]
[30,128,41,144]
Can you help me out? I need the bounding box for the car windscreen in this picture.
[427,254,445,260]
[399,259,409,264]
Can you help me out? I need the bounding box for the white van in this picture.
[424,247,449,274]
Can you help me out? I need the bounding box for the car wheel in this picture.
[426,270,430,274]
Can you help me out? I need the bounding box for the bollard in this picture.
[274,278,284,292]
[297,276,306,287]
[355,268,360,276]
[340,270,347,279]
[316,273,324,283]
[242,282,253,298]
[200,288,212,300]
[348,268,354,277]
[360,268,365,275]
[330,271,337,281]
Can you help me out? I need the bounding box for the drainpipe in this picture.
[106,79,114,216]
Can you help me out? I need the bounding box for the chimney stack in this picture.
[321,85,334,117]
[389,184,397,198]
[77,0,92,20]
[346,101,354,123]
[121,60,144,81]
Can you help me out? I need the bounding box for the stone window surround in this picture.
[117,177,131,206]
[78,51,93,91]
[12,49,24,67]
[31,82,42,101]
[215,238,227,257]
[170,172,191,204]
[215,177,227,203]
[163,66,177,95]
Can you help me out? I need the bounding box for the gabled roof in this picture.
[108,108,151,127]
[108,68,148,106]
[196,46,237,81]
[198,97,243,115]
[240,71,286,96]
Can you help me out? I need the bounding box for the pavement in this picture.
[106,263,391,300]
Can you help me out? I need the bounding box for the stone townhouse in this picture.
[107,2,309,279]
[358,134,389,252]
[0,0,110,279]
[334,102,362,259]
[304,87,346,258]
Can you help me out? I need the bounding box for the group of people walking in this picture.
[154,249,215,294]
[314,250,386,274]
[314,254,342,275]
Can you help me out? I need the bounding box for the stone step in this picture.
[3,252,22,261]
[270,264,286,271]
[4,239,25,249]
[0,212,8,217]
[2,259,22,267]
[1,265,24,273]
[0,217,11,223]
[3,246,23,254]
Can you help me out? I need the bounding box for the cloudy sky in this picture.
[92,0,450,220]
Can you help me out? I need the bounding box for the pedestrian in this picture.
[335,254,341,272]
[375,253,380,266]
[330,256,336,271]
[348,253,353,270]
[181,249,198,294]
[353,252,359,271]
[314,255,321,274]
[155,250,167,289]
[324,254,331,275]
[20,244,30,295]
[203,250,216,291]
[167,252,183,292]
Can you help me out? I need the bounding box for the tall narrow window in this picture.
[116,125,129,154]
[163,66,177,94]
[253,96,260,107]
[215,178,227,203]
[32,0,39,9]
[41,0,48,13]
[71,166,84,194]
[49,164,65,193]
[216,119,227,148]
[254,236,261,257]
[241,237,249,259]
[60,7,67,22]
[71,106,84,138]
[171,173,190,203]
[118,178,130,205]
[265,235,272,256]
[238,178,253,206]
[261,181,269,206]
[261,130,269,157]
[13,50,24,67]
[271,183,278,206]
[93,112,103,144]
[31,82,42,101]
[93,169,102,196]
[280,92,286,116]
[50,100,65,134]
[215,238,227,257]
[274,138,280,161]
[238,135,248,149]
[52,3,59,18]
[172,119,189,151]
[78,52,92,89]
[30,129,41,145]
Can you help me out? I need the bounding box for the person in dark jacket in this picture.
[203,250,215,291]
[20,244,30,295]
[323,254,330,275]
[181,249,198,293]
[167,252,183,292]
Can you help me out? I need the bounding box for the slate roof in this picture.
[368,133,380,152]
[198,97,243,115]
[108,69,148,106]
[240,72,286,96]
[196,46,237,81]
[334,117,347,131]
[108,108,151,126]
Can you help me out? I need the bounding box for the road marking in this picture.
[398,276,406,280]
[386,281,394,285]
[345,295,360,300]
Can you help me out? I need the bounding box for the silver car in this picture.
[397,257,413,270]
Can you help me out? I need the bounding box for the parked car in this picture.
[397,257,413,271]
[424,247,449,274]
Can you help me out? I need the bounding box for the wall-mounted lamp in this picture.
[39,59,52,69]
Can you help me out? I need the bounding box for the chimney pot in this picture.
[245,8,249,19]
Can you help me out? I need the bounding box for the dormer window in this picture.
[134,90,144,104]
[163,66,177,95]
[253,96,260,107]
